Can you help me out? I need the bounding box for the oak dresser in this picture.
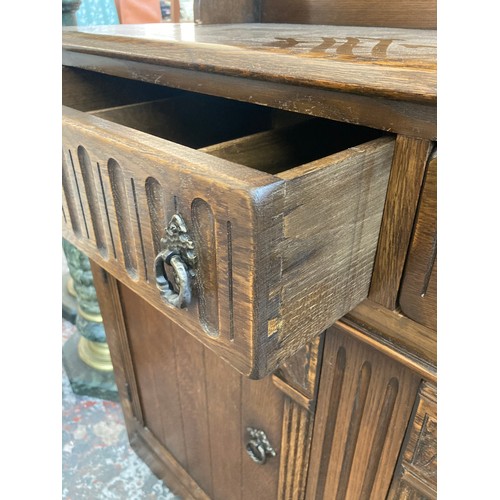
[62,2,437,498]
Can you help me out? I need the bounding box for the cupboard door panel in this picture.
[118,281,284,499]
[306,323,421,500]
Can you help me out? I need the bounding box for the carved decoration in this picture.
[154,214,197,309]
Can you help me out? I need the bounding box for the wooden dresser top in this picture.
[62,24,436,104]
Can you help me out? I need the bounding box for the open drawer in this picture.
[62,69,395,378]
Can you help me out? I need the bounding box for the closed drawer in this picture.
[400,153,437,330]
[62,68,395,378]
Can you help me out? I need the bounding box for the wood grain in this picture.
[369,135,433,309]
[270,137,394,371]
[261,0,436,29]
[62,66,179,112]
[345,298,436,370]
[91,94,274,149]
[89,261,144,427]
[306,324,421,500]
[278,398,315,500]
[273,334,324,407]
[117,282,288,500]
[62,103,279,377]
[63,50,436,139]
[62,24,436,104]
[194,0,259,23]
[63,95,393,378]
[399,154,437,330]
[387,382,437,499]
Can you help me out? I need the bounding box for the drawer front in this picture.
[388,382,437,499]
[63,104,280,379]
[62,84,394,378]
[399,154,437,330]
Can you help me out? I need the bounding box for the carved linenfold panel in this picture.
[108,158,139,279]
[64,140,236,339]
[388,382,437,499]
[62,150,83,237]
[272,335,324,415]
[278,398,315,500]
[306,324,421,500]
[78,146,107,256]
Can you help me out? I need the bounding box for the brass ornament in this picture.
[78,337,114,372]
[245,427,277,465]
[154,214,197,309]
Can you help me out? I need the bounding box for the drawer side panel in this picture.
[269,137,395,371]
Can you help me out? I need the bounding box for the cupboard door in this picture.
[306,322,421,500]
[118,281,284,499]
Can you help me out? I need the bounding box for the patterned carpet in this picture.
[62,319,180,499]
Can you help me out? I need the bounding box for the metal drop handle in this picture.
[154,214,196,309]
[245,427,276,465]
[154,250,191,308]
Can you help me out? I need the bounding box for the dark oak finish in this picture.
[62,25,436,104]
[260,0,436,29]
[62,13,438,499]
[400,154,437,331]
[306,323,421,499]
[193,0,435,29]
[194,0,259,23]
[62,75,393,378]
[369,136,434,309]
[91,264,321,500]
[388,382,437,499]
[62,51,436,140]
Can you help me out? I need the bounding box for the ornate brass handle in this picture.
[154,214,196,309]
[245,427,276,465]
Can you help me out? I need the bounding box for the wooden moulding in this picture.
[399,154,437,330]
[63,72,394,378]
[306,324,421,499]
[62,51,436,140]
[62,25,436,104]
[369,135,434,309]
[387,382,437,499]
[61,23,437,139]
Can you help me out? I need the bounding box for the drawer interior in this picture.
[88,98,382,174]
[201,119,381,174]
[90,95,278,150]
[62,67,181,112]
